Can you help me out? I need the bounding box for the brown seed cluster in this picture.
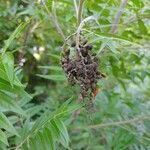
[61,40,105,101]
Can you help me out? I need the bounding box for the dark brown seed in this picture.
[86,55,92,63]
[90,78,95,82]
[71,70,76,76]
[77,71,84,77]
[81,90,87,97]
[80,48,88,57]
[78,64,83,69]
[67,64,72,72]
[71,61,76,68]
[85,79,91,84]
[93,62,98,70]
[62,39,104,100]
[71,42,76,47]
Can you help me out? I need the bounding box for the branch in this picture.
[97,0,128,55]
[76,15,97,48]
[43,1,66,41]
[73,0,78,19]
[77,0,86,26]
[73,115,150,130]
[110,0,128,34]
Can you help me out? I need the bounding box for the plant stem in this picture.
[43,1,65,41]
[73,0,78,19]
[110,0,128,34]
[77,0,86,26]
[51,1,66,41]
[72,115,150,130]
[76,16,97,49]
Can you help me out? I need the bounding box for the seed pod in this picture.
[70,61,76,68]
[92,62,98,70]
[81,89,87,97]
[66,64,72,72]
[90,78,95,83]
[84,86,89,91]
[77,70,84,77]
[71,70,76,76]
[86,55,92,63]
[76,61,82,69]
[91,83,96,90]
[85,45,93,50]
[80,48,88,57]
[61,39,105,102]
[85,79,91,84]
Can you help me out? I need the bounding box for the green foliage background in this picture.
[0,0,150,149]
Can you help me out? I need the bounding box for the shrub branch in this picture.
[77,0,86,26]
[110,0,128,33]
[72,115,150,130]
[43,1,66,41]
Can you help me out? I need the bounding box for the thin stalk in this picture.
[77,0,86,26]
[110,0,128,33]
[43,1,65,41]
[73,0,78,19]
[72,115,150,130]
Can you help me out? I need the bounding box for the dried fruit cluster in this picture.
[61,40,105,101]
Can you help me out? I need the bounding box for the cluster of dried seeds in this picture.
[61,40,105,106]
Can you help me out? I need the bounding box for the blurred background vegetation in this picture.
[0,0,150,149]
